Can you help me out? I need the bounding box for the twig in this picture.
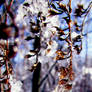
[38,61,57,87]
[83,30,92,36]
[68,0,72,65]
[81,6,91,36]
[8,0,14,10]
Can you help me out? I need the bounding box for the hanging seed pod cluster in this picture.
[48,0,88,91]
[0,0,19,91]
[49,0,92,91]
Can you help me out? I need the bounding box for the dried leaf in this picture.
[59,72,68,79]
[28,63,38,72]
[63,17,70,24]
[58,79,68,85]
[46,49,51,54]
[54,26,65,35]
[64,84,72,90]
[38,12,42,17]
[42,23,48,27]
[48,9,61,16]
[74,4,85,17]
[8,68,13,74]
[55,50,65,60]
[59,67,68,79]
[58,3,68,12]
[55,55,64,60]
[30,50,38,55]
[69,71,75,81]
[42,16,46,21]
[25,54,32,58]
[25,36,33,41]
[23,2,30,7]
[74,45,82,54]
[31,26,40,33]
[59,74,66,79]
[51,3,57,10]
[78,4,84,9]
[49,40,53,45]
[56,50,64,56]
[73,35,82,42]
